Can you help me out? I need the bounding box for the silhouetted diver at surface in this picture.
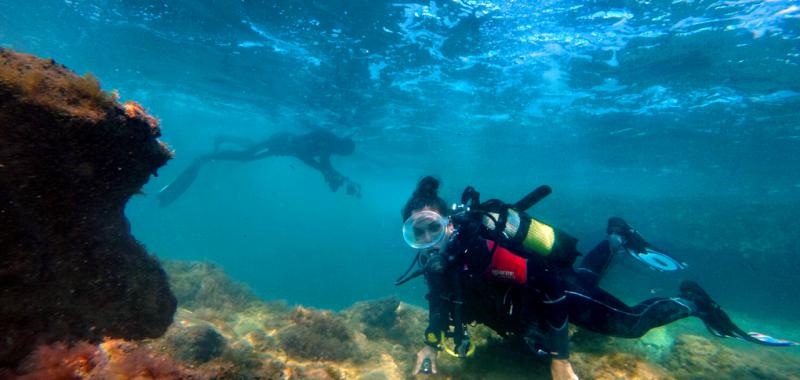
[157,130,361,207]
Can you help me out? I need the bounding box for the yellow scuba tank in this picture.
[481,208,556,257]
[458,185,578,265]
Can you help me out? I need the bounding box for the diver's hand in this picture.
[344,178,362,198]
[551,359,579,380]
[414,345,438,375]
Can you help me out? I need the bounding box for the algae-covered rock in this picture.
[163,260,262,313]
[278,307,360,362]
[572,351,674,380]
[665,334,799,380]
[667,334,737,376]
[164,323,227,365]
[344,297,429,351]
[345,297,403,341]
[636,326,675,363]
[0,48,176,366]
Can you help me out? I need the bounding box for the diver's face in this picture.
[404,207,453,253]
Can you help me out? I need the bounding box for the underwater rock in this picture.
[343,297,429,350]
[278,306,360,362]
[572,351,674,380]
[34,257,791,380]
[665,334,799,380]
[358,297,401,330]
[162,260,262,313]
[666,334,736,376]
[345,297,402,340]
[164,323,227,365]
[635,326,676,364]
[0,48,176,366]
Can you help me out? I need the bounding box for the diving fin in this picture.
[608,217,687,272]
[626,246,687,272]
[680,281,797,347]
[746,332,800,347]
[157,158,208,208]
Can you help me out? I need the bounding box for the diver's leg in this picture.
[575,241,613,286]
[677,281,760,342]
[576,217,657,284]
[157,156,210,208]
[564,280,693,338]
[213,135,255,153]
[202,149,257,162]
[525,260,570,359]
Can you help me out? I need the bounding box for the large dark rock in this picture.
[0,48,176,366]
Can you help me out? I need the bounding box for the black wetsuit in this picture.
[156,130,361,207]
[206,131,360,195]
[423,233,695,359]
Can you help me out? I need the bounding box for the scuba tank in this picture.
[455,185,579,266]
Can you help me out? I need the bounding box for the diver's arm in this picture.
[296,154,346,192]
[413,274,448,375]
[423,272,450,345]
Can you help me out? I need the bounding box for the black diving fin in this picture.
[680,281,799,347]
[608,217,687,272]
[156,158,208,208]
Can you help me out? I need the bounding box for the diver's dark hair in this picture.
[401,176,449,221]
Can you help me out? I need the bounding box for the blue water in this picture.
[2,0,798,327]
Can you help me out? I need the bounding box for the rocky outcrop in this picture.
[0,48,176,366]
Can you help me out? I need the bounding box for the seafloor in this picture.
[9,260,800,380]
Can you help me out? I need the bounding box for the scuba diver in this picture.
[156,130,361,207]
[397,176,796,380]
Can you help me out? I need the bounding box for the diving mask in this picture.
[402,210,449,249]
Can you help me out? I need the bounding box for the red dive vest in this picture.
[484,240,527,285]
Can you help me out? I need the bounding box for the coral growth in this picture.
[0,48,175,366]
[16,342,100,380]
[124,100,160,132]
[15,340,201,380]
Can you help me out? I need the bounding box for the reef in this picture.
[8,259,798,379]
[0,48,176,366]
